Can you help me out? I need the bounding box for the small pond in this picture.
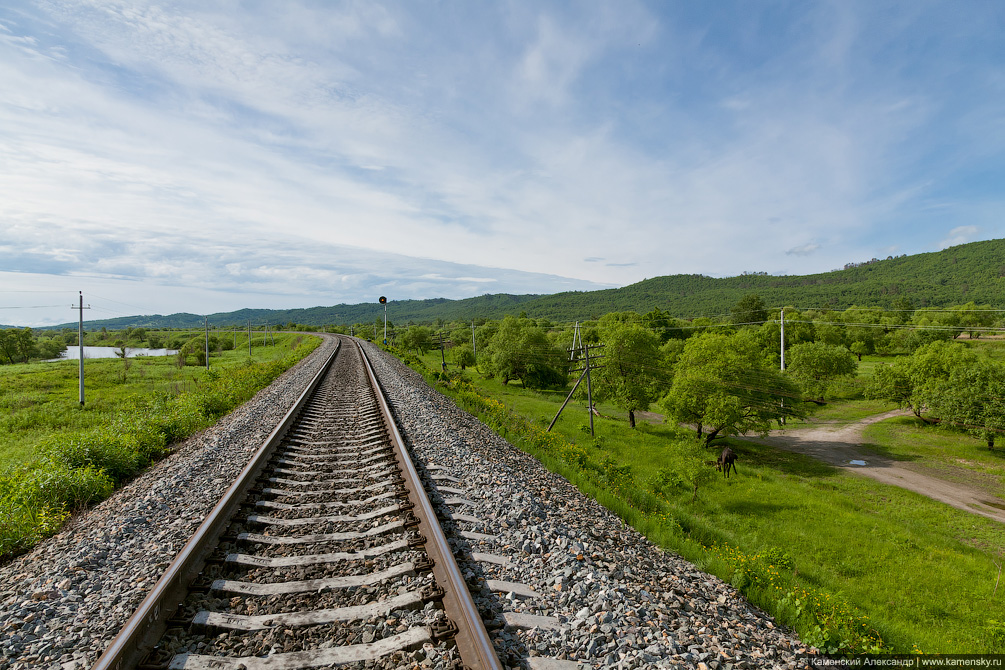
[51,346,180,360]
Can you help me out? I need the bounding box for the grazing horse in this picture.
[717,447,737,478]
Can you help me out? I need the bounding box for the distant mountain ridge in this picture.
[36,238,1005,329]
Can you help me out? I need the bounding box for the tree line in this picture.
[388,295,1005,449]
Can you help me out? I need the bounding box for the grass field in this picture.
[0,332,320,558]
[0,333,312,468]
[406,348,1005,653]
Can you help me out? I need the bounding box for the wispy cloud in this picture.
[786,243,821,257]
[2,1,1005,326]
[939,225,979,249]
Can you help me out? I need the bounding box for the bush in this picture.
[41,429,145,484]
[0,461,112,557]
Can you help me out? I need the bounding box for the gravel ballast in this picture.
[0,336,814,669]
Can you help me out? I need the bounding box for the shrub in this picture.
[0,461,112,557]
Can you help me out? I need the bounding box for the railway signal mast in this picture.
[379,296,388,344]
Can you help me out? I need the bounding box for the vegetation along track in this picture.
[94,337,502,670]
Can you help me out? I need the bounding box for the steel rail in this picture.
[356,340,504,670]
[92,339,342,670]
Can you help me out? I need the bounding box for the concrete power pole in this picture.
[204,317,210,371]
[75,292,90,406]
[780,308,785,371]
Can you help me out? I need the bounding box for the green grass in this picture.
[0,333,306,468]
[407,349,1005,653]
[0,333,321,558]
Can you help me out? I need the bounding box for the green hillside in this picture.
[519,239,1005,320]
[38,238,1005,329]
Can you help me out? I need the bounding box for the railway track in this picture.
[92,337,502,670]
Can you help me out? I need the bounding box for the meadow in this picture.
[402,347,1005,654]
[0,331,320,558]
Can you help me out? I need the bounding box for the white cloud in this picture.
[939,226,979,249]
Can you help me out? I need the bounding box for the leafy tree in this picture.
[731,294,768,325]
[849,341,870,362]
[36,335,67,360]
[451,343,476,370]
[785,342,857,402]
[659,331,803,445]
[955,302,995,339]
[483,316,566,389]
[179,336,207,366]
[398,326,433,355]
[592,322,663,428]
[0,328,37,364]
[865,340,978,419]
[928,359,1005,449]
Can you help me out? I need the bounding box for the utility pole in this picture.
[780,308,786,426]
[436,331,448,371]
[204,316,210,371]
[780,308,785,371]
[548,328,604,434]
[73,291,91,406]
[233,324,237,350]
[248,320,252,357]
[584,342,596,437]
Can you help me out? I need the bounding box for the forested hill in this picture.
[37,238,1005,329]
[518,238,1005,320]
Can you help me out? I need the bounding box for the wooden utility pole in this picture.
[435,331,448,371]
[248,320,252,356]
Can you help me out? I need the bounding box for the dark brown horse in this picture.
[717,447,737,478]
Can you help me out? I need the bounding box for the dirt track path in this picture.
[746,410,1005,525]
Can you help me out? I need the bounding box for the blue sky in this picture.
[2,1,1004,326]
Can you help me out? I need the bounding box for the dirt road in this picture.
[747,410,1005,525]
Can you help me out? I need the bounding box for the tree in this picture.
[865,340,978,419]
[849,341,870,362]
[642,307,687,343]
[592,322,663,428]
[483,316,566,389]
[928,360,1005,449]
[659,331,803,445]
[731,294,768,326]
[0,328,37,364]
[398,326,433,355]
[785,342,857,402]
[451,343,476,370]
